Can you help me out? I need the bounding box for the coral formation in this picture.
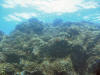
[0,18,100,75]
[39,38,72,58]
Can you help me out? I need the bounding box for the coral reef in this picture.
[0,19,100,75]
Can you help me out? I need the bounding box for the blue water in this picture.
[0,0,100,34]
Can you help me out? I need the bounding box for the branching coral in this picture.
[0,63,15,75]
[41,57,76,75]
[23,61,43,75]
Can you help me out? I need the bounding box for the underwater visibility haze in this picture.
[0,0,100,75]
